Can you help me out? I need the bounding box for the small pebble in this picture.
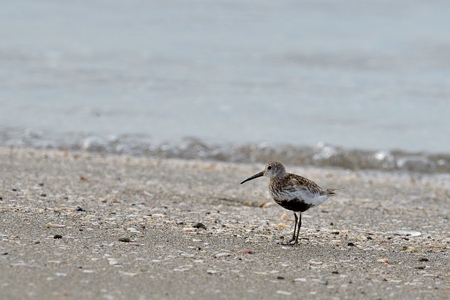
[108,258,120,266]
[193,223,207,230]
[152,213,165,218]
[239,249,255,254]
[347,242,356,247]
[215,252,231,258]
[40,194,47,197]
[395,230,421,237]
[277,223,290,229]
[118,237,131,243]
[119,271,138,277]
[276,290,292,296]
[280,213,290,221]
[46,223,65,228]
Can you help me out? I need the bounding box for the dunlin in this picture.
[241,161,336,245]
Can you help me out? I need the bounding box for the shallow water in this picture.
[2,129,449,174]
[1,1,450,172]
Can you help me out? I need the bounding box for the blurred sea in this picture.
[1,0,450,173]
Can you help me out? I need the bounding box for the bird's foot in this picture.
[281,239,298,246]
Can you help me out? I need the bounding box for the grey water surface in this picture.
[1,0,450,172]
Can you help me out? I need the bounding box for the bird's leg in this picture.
[285,212,298,245]
[294,212,302,245]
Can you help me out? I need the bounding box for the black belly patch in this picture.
[275,199,312,212]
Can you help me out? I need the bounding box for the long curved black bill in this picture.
[240,171,264,184]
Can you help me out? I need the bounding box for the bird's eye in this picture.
[267,166,272,170]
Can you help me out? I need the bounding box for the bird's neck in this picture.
[269,173,289,184]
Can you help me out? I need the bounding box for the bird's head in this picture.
[240,161,286,184]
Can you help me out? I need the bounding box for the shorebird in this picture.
[241,161,336,245]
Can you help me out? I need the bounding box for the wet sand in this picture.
[0,148,449,299]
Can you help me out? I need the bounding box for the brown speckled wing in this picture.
[288,174,323,195]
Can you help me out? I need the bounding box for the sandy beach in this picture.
[0,148,449,299]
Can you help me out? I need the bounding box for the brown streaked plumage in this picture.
[241,161,336,245]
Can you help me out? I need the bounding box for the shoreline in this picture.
[2,131,450,175]
[0,148,449,299]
